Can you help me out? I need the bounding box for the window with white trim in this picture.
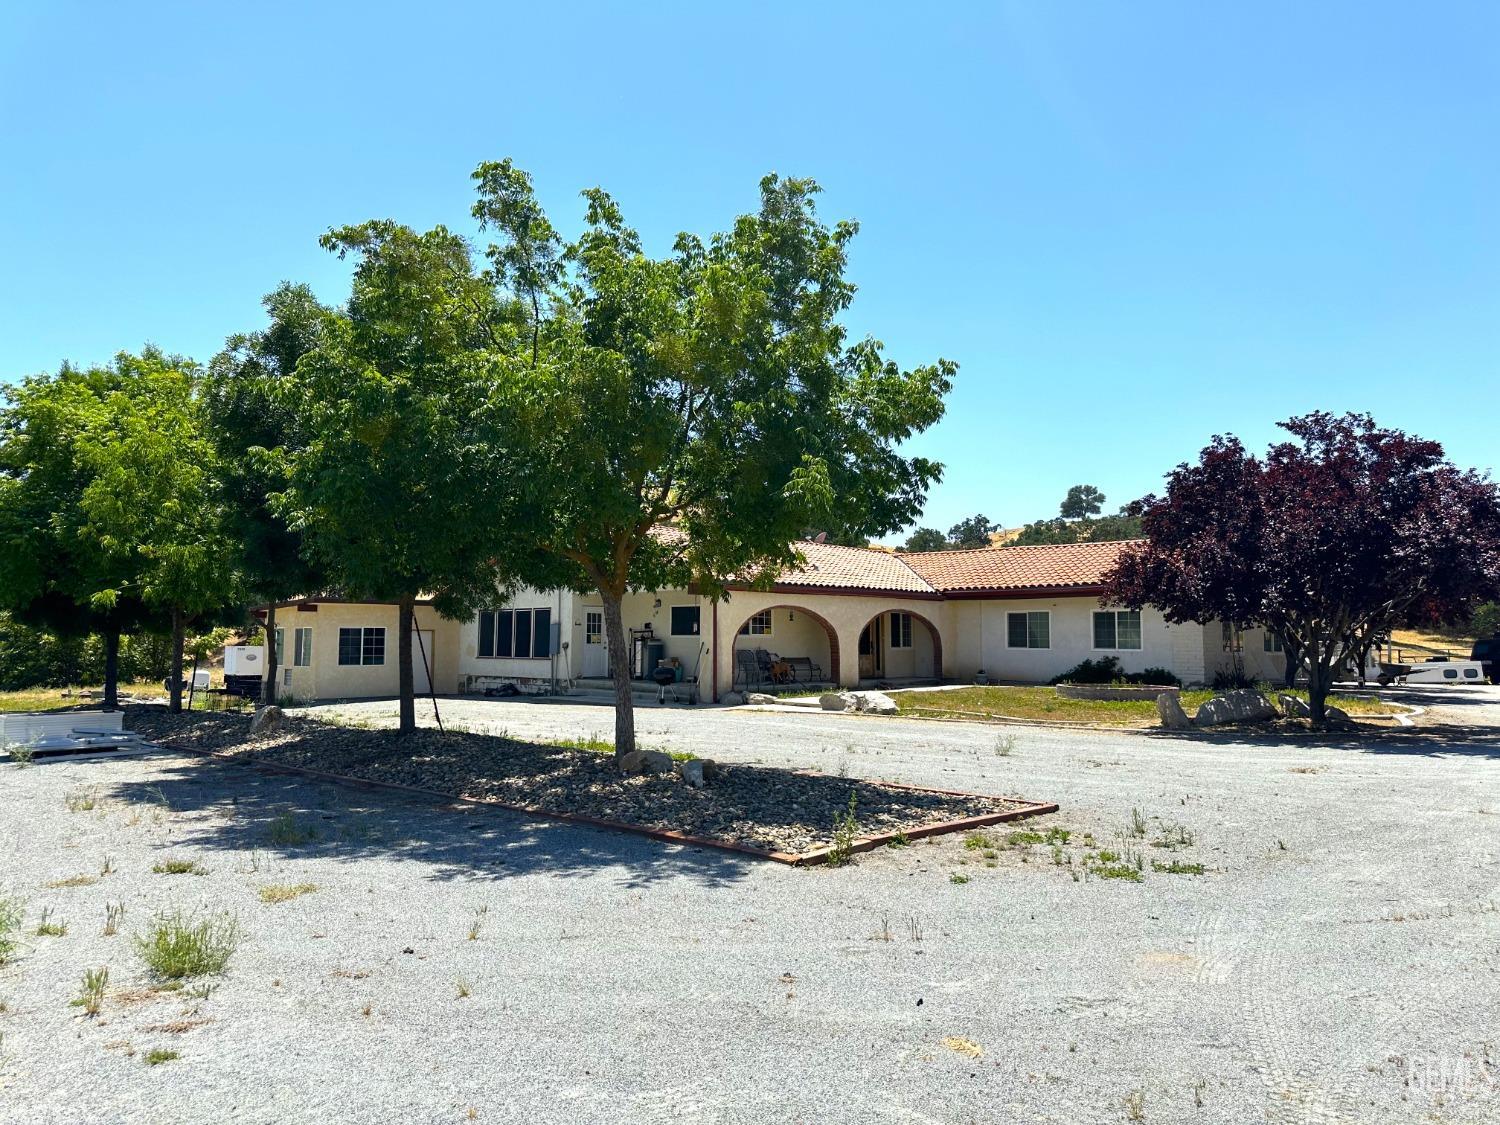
[293,627,313,667]
[338,627,385,666]
[739,610,773,636]
[1263,631,1284,653]
[1093,610,1142,651]
[1007,611,1050,649]
[477,608,552,659]
[889,612,913,649]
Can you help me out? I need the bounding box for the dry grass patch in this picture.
[257,883,317,904]
[152,859,207,876]
[45,874,99,889]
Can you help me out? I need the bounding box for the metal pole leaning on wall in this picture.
[412,616,444,734]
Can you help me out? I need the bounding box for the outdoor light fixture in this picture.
[788,610,795,622]
[654,598,662,608]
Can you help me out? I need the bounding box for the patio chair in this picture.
[735,648,763,692]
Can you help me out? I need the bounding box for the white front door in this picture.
[415,631,434,694]
[582,609,607,677]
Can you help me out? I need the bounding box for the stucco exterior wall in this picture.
[456,586,571,689]
[272,602,459,702]
[942,597,1189,685]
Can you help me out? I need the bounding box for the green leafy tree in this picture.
[473,160,954,756]
[902,527,947,552]
[206,283,332,700]
[1059,484,1106,519]
[946,513,997,549]
[277,221,528,734]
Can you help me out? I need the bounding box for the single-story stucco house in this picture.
[254,539,1293,703]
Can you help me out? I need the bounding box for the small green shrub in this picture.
[0,896,22,962]
[1152,860,1205,875]
[825,792,859,867]
[152,859,206,876]
[7,744,34,767]
[35,907,66,937]
[144,1048,180,1066]
[134,911,240,979]
[267,814,317,846]
[949,872,970,885]
[72,967,109,1017]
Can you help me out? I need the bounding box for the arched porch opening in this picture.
[857,608,943,683]
[729,604,840,693]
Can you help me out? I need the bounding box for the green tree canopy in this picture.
[945,513,997,549]
[1059,484,1105,519]
[902,527,947,552]
[474,161,954,754]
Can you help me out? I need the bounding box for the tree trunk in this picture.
[102,624,120,712]
[168,608,185,714]
[1282,643,1301,689]
[599,585,636,759]
[263,602,278,707]
[398,595,416,735]
[1305,638,1330,726]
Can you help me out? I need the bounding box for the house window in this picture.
[293,628,313,668]
[338,627,385,666]
[1093,610,1142,651]
[670,605,700,636]
[1221,622,1243,653]
[478,608,552,659]
[1263,632,1284,653]
[889,612,913,649]
[274,628,285,665]
[739,610,773,636]
[1007,611,1050,649]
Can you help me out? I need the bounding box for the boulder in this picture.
[1279,693,1312,719]
[1192,689,1277,727]
[721,692,744,706]
[249,705,286,736]
[1156,692,1192,729]
[701,758,725,780]
[676,759,706,788]
[617,748,674,775]
[852,691,899,715]
[820,692,855,712]
[745,692,778,705]
[1325,704,1355,730]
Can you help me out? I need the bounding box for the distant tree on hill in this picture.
[1059,484,1106,519]
[902,527,947,552]
[946,513,998,549]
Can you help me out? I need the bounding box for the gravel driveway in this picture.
[2,687,1497,1124]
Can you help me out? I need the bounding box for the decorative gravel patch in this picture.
[126,708,1048,857]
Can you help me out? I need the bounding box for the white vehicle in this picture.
[1384,660,1488,686]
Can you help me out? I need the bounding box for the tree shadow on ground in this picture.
[101,743,763,891]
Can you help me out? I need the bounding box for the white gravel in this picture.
[1,685,1497,1124]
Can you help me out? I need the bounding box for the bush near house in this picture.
[1050,656,1182,688]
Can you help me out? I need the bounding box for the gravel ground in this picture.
[119,710,1036,856]
[0,684,1497,1124]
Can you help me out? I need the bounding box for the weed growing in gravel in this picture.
[1153,823,1196,849]
[267,814,318,846]
[6,744,34,767]
[887,832,910,849]
[871,913,893,942]
[72,967,109,1017]
[825,793,860,867]
[963,831,994,850]
[100,855,115,876]
[1128,808,1148,838]
[152,859,206,876]
[144,1048,180,1066]
[135,911,240,980]
[907,915,923,941]
[0,897,23,962]
[258,883,318,904]
[949,873,970,885]
[35,908,66,937]
[65,786,100,813]
[993,734,1016,757]
[455,978,472,999]
[1092,863,1143,883]
[45,874,98,889]
[552,735,614,754]
[104,903,125,936]
[467,905,488,941]
[1124,1088,1145,1122]
[1152,860,1206,876]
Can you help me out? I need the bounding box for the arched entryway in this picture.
[857,608,942,683]
[729,604,840,692]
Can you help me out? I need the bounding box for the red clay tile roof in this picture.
[773,541,937,594]
[896,540,1141,595]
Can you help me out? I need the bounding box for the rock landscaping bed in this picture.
[126,708,1053,863]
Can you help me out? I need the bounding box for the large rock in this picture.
[1325,704,1355,730]
[720,692,744,706]
[851,691,899,715]
[820,692,856,712]
[676,758,706,788]
[618,749,676,775]
[701,758,725,780]
[1279,693,1312,719]
[745,692,778,705]
[249,705,286,736]
[1192,689,1277,727]
[1156,692,1192,729]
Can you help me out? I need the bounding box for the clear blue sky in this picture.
[3,2,1496,541]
